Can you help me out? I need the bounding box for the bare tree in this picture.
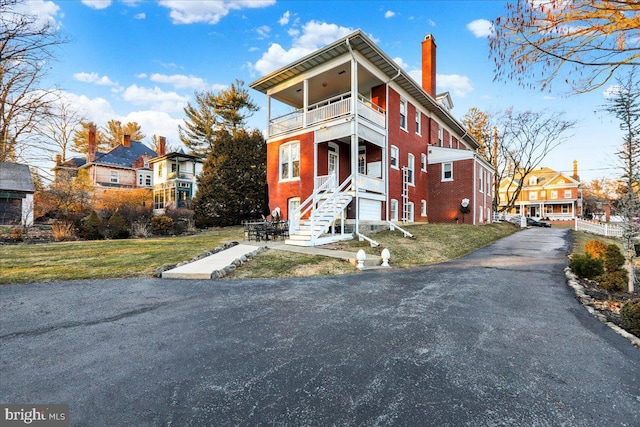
[604,68,639,293]
[490,0,640,93]
[0,0,64,162]
[35,99,84,162]
[496,109,575,213]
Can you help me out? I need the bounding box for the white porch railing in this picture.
[575,218,623,238]
[269,92,386,137]
[356,173,384,193]
[268,109,303,135]
[357,94,385,127]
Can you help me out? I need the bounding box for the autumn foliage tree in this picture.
[490,0,640,93]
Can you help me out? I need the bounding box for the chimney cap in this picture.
[424,34,435,41]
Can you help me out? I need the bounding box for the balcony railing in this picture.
[268,92,385,137]
[356,173,384,193]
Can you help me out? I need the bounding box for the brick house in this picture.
[498,162,582,221]
[53,127,157,189]
[250,30,493,246]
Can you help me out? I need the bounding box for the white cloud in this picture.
[603,85,623,99]
[279,11,290,26]
[385,10,395,18]
[73,72,117,87]
[467,19,494,38]
[134,12,146,20]
[123,110,183,145]
[149,73,206,90]
[57,91,116,127]
[10,0,60,29]
[256,25,271,39]
[158,0,276,25]
[122,84,189,113]
[252,21,354,75]
[437,74,474,97]
[136,73,148,79]
[81,0,112,10]
[392,57,409,70]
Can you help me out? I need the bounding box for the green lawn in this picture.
[0,222,518,284]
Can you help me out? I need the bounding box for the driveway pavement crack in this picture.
[0,302,170,340]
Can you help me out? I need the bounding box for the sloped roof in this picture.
[502,167,580,188]
[94,142,156,168]
[0,162,35,193]
[250,30,479,150]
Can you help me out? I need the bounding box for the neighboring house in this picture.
[0,162,35,226]
[498,162,581,221]
[149,145,203,214]
[250,30,493,246]
[53,127,156,189]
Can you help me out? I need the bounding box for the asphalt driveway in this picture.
[1,228,638,426]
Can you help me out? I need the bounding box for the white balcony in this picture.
[268,92,385,138]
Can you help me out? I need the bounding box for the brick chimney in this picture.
[123,134,131,147]
[88,125,97,162]
[421,34,437,98]
[572,160,579,181]
[158,136,166,156]
[55,154,62,166]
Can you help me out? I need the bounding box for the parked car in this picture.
[526,218,551,228]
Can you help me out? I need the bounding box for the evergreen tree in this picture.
[104,120,145,148]
[179,80,258,158]
[192,128,267,227]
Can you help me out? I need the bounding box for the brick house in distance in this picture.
[53,126,157,189]
[250,30,493,246]
[498,162,582,221]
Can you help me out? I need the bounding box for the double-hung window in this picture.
[421,153,427,172]
[390,199,398,221]
[407,154,415,185]
[400,99,407,130]
[442,162,453,181]
[110,170,118,183]
[280,142,300,180]
[415,111,421,135]
[390,145,399,169]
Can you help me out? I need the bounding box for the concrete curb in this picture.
[564,267,640,349]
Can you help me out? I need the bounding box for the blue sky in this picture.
[22,0,625,182]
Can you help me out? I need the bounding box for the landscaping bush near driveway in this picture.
[620,299,640,337]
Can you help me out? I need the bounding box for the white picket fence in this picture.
[574,218,624,238]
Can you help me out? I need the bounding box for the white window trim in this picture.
[442,162,453,182]
[390,199,399,221]
[279,141,300,182]
[479,170,484,193]
[390,145,399,170]
[550,190,558,199]
[400,99,407,132]
[530,191,538,201]
[407,153,415,186]
[110,170,119,183]
[564,190,572,199]
[406,201,414,222]
[421,199,427,217]
[438,127,443,146]
[415,110,421,135]
[421,153,427,172]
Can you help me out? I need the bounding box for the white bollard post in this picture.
[381,248,390,267]
[356,249,366,270]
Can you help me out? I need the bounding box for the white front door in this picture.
[328,142,339,187]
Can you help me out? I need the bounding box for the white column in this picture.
[266,94,271,138]
[303,79,308,128]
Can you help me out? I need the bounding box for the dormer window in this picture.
[529,176,537,185]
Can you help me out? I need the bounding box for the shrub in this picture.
[603,244,625,272]
[165,207,195,235]
[106,211,129,239]
[151,215,174,235]
[52,220,76,242]
[82,211,103,240]
[597,270,628,293]
[569,254,604,279]
[620,299,640,337]
[130,220,151,238]
[585,240,608,259]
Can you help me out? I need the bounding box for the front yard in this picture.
[0,222,517,284]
